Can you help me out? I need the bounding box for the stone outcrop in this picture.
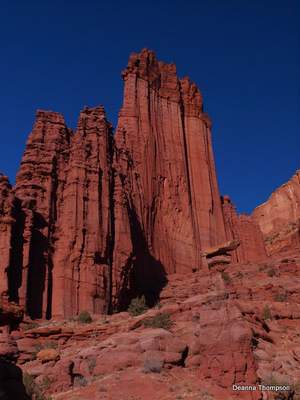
[11,106,115,319]
[0,174,15,297]
[113,48,227,307]
[0,48,269,320]
[252,170,300,255]
[0,296,23,327]
[221,195,267,262]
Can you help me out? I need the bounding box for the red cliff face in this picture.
[11,107,115,319]
[0,174,15,296]
[113,48,227,306]
[0,48,270,319]
[221,195,267,262]
[252,170,300,255]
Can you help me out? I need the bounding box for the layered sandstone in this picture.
[0,174,15,297]
[222,195,267,262]
[0,48,269,320]
[11,106,115,319]
[252,170,300,255]
[113,48,227,306]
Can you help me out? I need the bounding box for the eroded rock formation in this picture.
[252,170,300,255]
[113,48,228,306]
[10,107,115,319]
[0,48,268,320]
[221,195,267,262]
[0,174,15,297]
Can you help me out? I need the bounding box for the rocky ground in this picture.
[1,246,298,400]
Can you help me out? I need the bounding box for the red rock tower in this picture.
[112,48,227,306]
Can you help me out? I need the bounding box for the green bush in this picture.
[261,304,273,321]
[267,268,276,277]
[259,264,268,271]
[274,292,288,302]
[143,313,173,330]
[221,273,231,283]
[127,295,148,316]
[77,310,93,324]
[236,271,243,279]
[23,322,39,331]
[23,372,51,400]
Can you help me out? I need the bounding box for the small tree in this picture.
[261,304,273,321]
[77,310,93,324]
[143,313,173,330]
[267,268,276,277]
[127,295,148,316]
[222,273,231,283]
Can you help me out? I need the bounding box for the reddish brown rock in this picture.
[36,348,60,363]
[221,195,267,262]
[113,48,227,307]
[0,334,19,361]
[0,296,23,327]
[0,175,15,297]
[252,170,300,255]
[8,107,115,319]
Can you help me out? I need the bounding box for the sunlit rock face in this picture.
[252,170,300,255]
[221,195,267,262]
[113,48,227,292]
[0,48,269,319]
[12,107,115,319]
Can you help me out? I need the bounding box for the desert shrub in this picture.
[74,374,87,388]
[267,268,276,277]
[77,309,93,324]
[23,322,39,331]
[274,292,288,302]
[142,353,164,373]
[127,295,148,316]
[259,264,268,271]
[221,273,231,283]
[98,385,107,392]
[261,304,273,321]
[154,301,163,310]
[23,372,51,400]
[143,313,173,330]
[23,372,35,397]
[236,271,243,279]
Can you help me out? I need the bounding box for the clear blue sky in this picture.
[0,0,299,215]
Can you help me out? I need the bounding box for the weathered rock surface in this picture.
[0,48,241,318]
[113,48,229,307]
[222,195,267,261]
[0,48,270,321]
[0,296,23,327]
[0,175,15,298]
[252,170,300,255]
[36,348,60,363]
[7,106,115,319]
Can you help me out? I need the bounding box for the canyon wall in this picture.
[252,170,300,255]
[0,49,268,319]
[7,107,115,319]
[221,195,267,262]
[112,48,227,307]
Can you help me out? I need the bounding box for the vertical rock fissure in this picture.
[8,199,25,304]
[179,92,201,260]
[107,129,115,314]
[45,157,59,319]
